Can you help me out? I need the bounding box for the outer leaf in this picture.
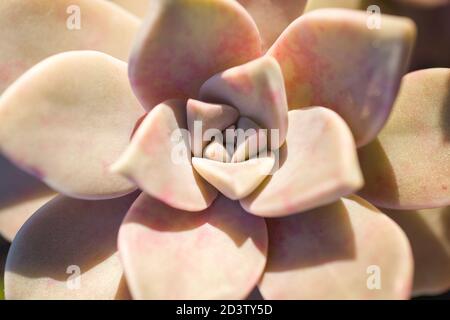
[5,193,139,300]
[268,9,416,146]
[0,156,56,241]
[385,206,450,296]
[108,0,151,17]
[359,68,450,210]
[259,196,413,299]
[304,0,365,12]
[119,194,268,299]
[0,0,139,95]
[237,0,307,50]
[129,0,262,110]
[0,51,144,200]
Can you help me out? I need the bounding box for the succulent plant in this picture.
[0,0,448,300]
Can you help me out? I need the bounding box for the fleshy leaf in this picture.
[231,117,268,163]
[385,206,450,296]
[112,100,218,212]
[0,0,139,95]
[0,156,57,242]
[237,0,307,50]
[119,194,268,299]
[304,0,365,12]
[187,99,239,157]
[204,140,231,163]
[129,0,262,110]
[192,154,275,201]
[358,68,450,210]
[0,51,143,200]
[259,196,413,299]
[109,0,151,18]
[5,193,139,300]
[268,9,416,146]
[241,108,363,217]
[200,56,288,150]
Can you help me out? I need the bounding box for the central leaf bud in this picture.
[201,117,268,163]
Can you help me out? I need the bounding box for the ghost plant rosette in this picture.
[0,0,449,300]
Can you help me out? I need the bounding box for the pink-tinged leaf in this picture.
[241,108,363,218]
[0,0,139,95]
[358,68,450,210]
[237,0,307,50]
[385,206,450,297]
[108,0,151,18]
[5,193,139,300]
[0,156,57,242]
[119,194,268,300]
[112,100,218,212]
[259,196,413,300]
[128,0,262,110]
[187,99,239,157]
[200,56,288,150]
[268,9,416,146]
[192,154,275,201]
[0,51,144,200]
